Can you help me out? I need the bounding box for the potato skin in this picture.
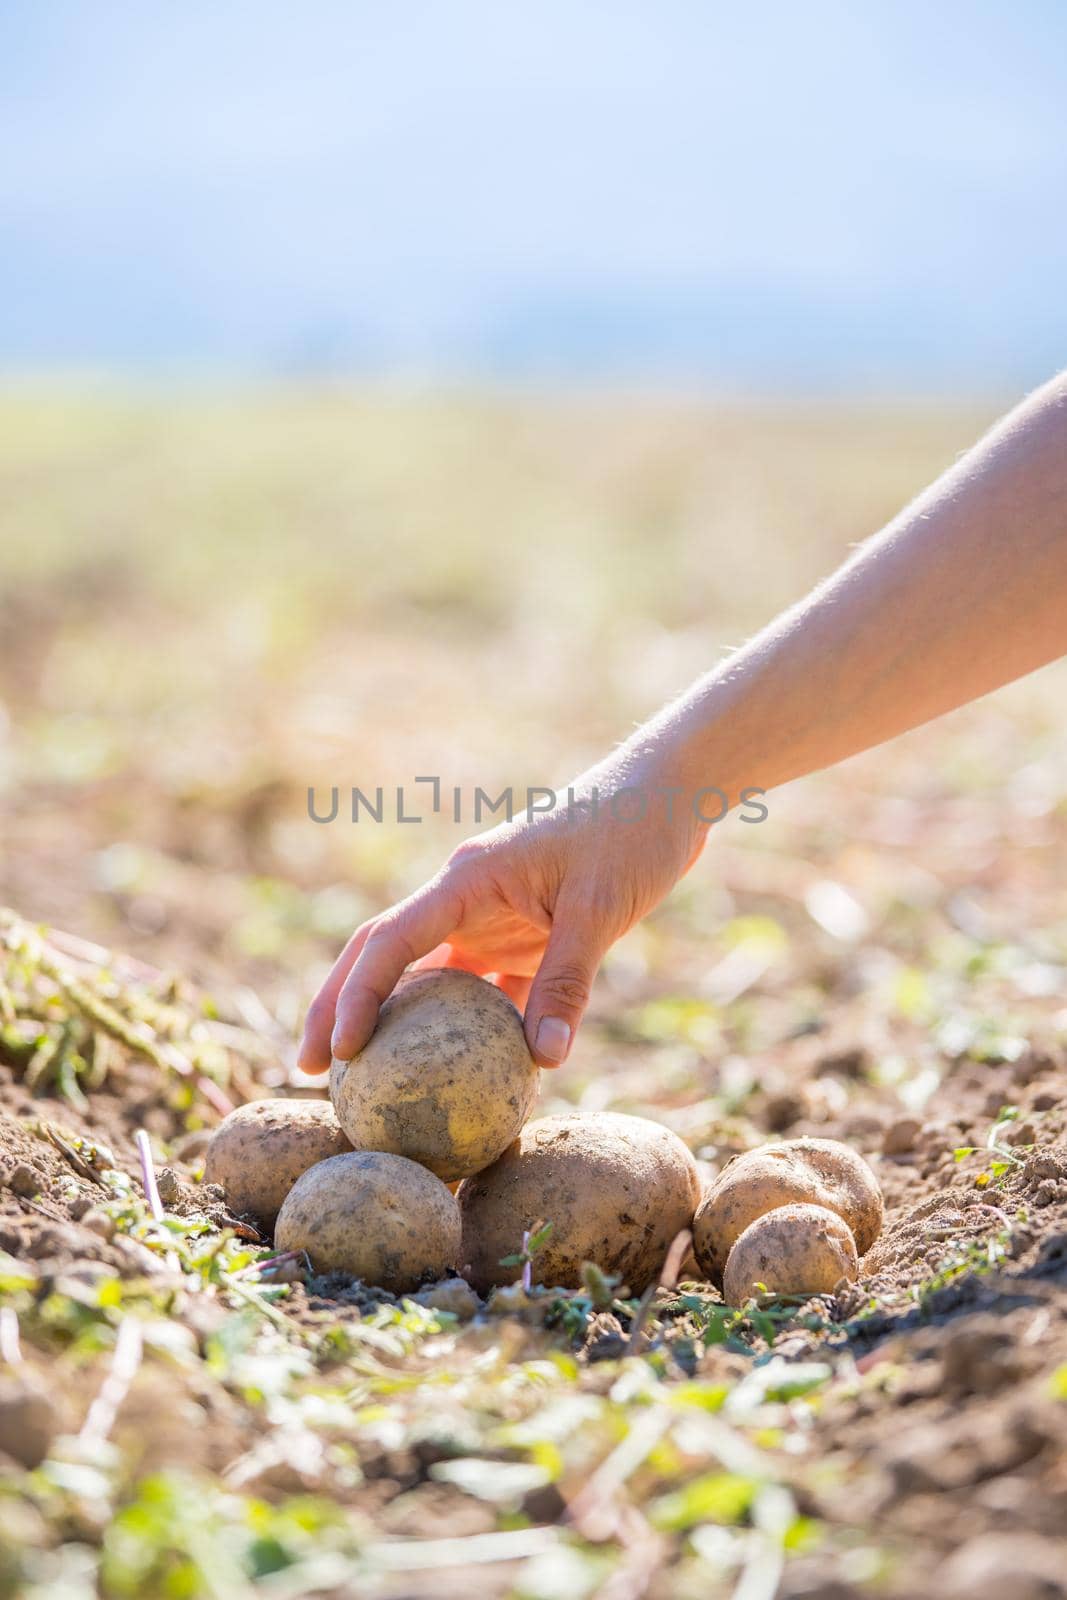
[722,1203,858,1305]
[330,969,540,1182]
[693,1136,882,1284]
[203,1098,351,1229]
[457,1111,702,1295]
[275,1151,461,1292]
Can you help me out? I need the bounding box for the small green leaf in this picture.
[1048,1364,1067,1400]
[652,1471,759,1530]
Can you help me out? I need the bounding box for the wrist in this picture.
[642,669,767,816]
[585,723,715,853]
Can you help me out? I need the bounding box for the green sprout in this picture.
[500,1220,555,1292]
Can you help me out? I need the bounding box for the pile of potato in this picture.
[204,968,881,1303]
[693,1139,883,1303]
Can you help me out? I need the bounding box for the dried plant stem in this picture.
[225,1273,303,1332]
[231,1249,308,1280]
[44,1124,110,1190]
[569,1406,673,1541]
[0,1306,22,1365]
[368,1527,559,1571]
[80,1318,143,1445]
[135,1129,165,1221]
[626,1228,693,1355]
[1,908,235,1117]
[593,1505,665,1600]
[34,925,162,983]
[625,1283,658,1356]
[658,1228,693,1293]
[0,970,16,1025]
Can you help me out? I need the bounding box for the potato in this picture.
[330,968,540,1182]
[693,1136,882,1284]
[203,1098,351,1229]
[457,1111,702,1295]
[722,1203,859,1304]
[274,1150,461,1292]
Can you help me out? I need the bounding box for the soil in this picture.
[3,1016,1067,1597]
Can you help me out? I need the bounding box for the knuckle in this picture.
[304,994,334,1031]
[582,884,625,927]
[333,981,359,1016]
[446,838,486,874]
[342,972,375,1011]
[365,918,416,970]
[541,961,592,1011]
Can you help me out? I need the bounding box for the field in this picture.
[2,386,1067,1600]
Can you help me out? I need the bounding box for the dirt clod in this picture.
[882,1116,922,1155]
[939,1314,1033,1395]
[938,1532,1067,1599]
[7,1164,40,1198]
[0,1377,58,1469]
[155,1166,181,1205]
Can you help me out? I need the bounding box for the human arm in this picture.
[299,372,1067,1073]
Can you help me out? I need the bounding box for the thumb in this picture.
[524,909,605,1068]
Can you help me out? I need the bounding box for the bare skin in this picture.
[299,372,1067,1074]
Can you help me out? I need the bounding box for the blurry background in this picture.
[5,1,1067,389]
[1,1,1066,1103]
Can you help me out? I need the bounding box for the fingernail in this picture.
[330,1031,350,1063]
[535,1016,571,1063]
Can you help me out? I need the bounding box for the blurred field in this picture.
[4,385,1063,996]
[3,381,1067,1117]
[3,388,1067,1598]
[3,383,1067,1092]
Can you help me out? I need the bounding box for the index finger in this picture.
[297,921,376,1074]
[330,880,463,1062]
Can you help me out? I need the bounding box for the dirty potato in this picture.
[203,1098,351,1229]
[274,1150,461,1292]
[458,1111,702,1295]
[693,1136,882,1284]
[330,968,540,1182]
[721,1202,859,1304]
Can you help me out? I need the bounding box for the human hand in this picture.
[298,738,709,1072]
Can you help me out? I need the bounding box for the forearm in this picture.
[647,372,1067,807]
[304,374,1067,1073]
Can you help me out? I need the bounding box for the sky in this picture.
[3,1,1067,391]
